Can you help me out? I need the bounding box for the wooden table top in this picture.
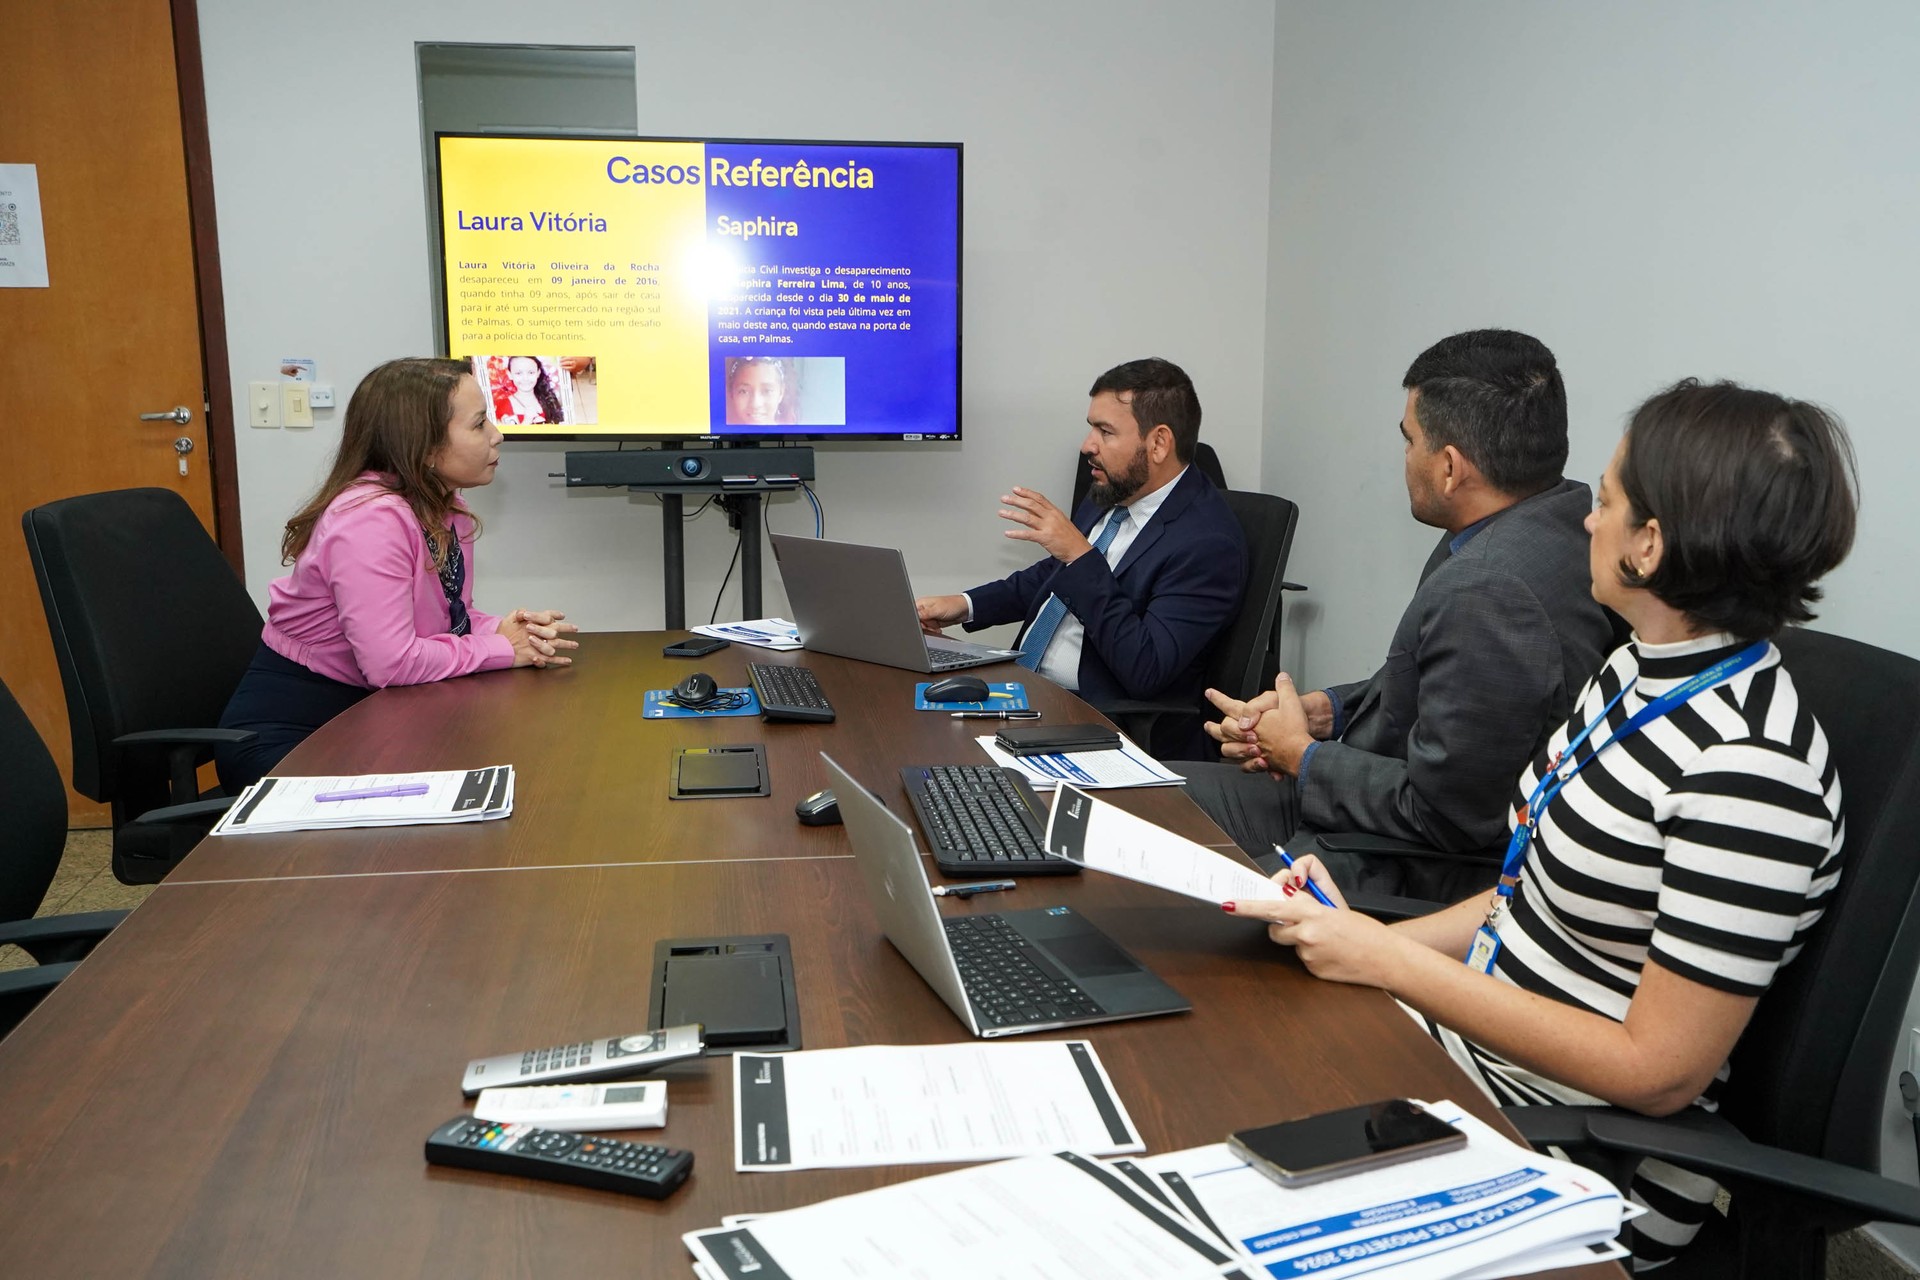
[0,633,1621,1278]
[170,633,1236,883]
[0,859,1614,1278]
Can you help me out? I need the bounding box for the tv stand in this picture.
[562,445,816,629]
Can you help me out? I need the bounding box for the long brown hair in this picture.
[282,357,480,568]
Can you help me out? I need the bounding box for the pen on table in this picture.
[931,880,1017,898]
[1277,849,1339,908]
[950,710,1041,720]
[313,784,432,803]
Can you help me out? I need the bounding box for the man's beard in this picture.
[1087,444,1150,510]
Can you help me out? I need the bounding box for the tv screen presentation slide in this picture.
[436,135,961,441]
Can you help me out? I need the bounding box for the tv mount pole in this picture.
[560,444,816,629]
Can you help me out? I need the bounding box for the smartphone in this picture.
[663,636,729,658]
[1226,1100,1465,1188]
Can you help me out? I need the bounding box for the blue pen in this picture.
[1277,850,1338,908]
[314,784,431,803]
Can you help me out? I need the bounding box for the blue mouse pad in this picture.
[644,688,763,719]
[913,682,1029,712]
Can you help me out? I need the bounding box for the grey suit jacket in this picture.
[1299,478,1616,853]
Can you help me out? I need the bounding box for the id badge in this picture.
[1465,926,1502,975]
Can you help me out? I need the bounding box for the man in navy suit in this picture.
[915,358,1247,711]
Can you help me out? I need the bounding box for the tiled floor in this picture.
[3,830,1915,1277]
[0,828,153,973]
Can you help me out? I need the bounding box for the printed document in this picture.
[732,1040,1144,1171]
[1137,1101,1630,1280]
[692,618,803,650]
[210,766,514,835]
[974,734,1183,790]
[686,1151,1241,1280]
[1045,785,1278,903]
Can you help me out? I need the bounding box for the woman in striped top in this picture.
[1228,379,1858,1269]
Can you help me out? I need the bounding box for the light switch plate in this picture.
[248,381,280,428]
[282,382,313,428]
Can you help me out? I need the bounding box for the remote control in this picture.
[461,1023,704,1096]
[425,1115,693,1199]
[474,1080,668,1131]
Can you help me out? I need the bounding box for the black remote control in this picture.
[424,1115,693,1199]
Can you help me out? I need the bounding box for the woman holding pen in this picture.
[1224,380,1856,1268]
[215,358,578,791]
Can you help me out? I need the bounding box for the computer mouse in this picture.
[795,788,841,826]
[672,671,720,707]
[924,674,990,703]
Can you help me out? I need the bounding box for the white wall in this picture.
[1264,0,1920,1254]
[1266,0,1920,685]
[199,0,1276,640]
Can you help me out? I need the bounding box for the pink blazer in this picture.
[262,478,515,688]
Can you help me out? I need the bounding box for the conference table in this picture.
[0,634,1624,1278]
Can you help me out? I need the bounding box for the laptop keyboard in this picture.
[902,765,1077,877]
[943,914,1106,1028]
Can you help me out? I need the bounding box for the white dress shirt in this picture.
[962,467,1185,692]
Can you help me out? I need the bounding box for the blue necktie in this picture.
[1016,508,1127,671]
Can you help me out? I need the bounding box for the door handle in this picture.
[140,406,194,425]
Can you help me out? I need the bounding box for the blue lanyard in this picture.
[1493,641,1770,901]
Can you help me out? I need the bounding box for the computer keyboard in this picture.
[901,764,1078,878]
[747,663,836,723]
[943,915,1105,1028]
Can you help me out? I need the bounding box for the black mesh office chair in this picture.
[23,488,259,884]
[0,676,128,1037]
[1102,488,1302,760]
[1361,629,1920,1277]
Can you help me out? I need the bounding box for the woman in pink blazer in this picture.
[216,357,578,790]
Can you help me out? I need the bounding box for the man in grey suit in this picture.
[1181,330,1616,899]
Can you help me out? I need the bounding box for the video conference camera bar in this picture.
[562,446,815,492]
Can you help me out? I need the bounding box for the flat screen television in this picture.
[434,133,961,442]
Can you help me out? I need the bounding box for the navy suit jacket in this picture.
[963,467,1247,707]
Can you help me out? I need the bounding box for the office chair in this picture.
[1364,629,1920,1278]
[0,676,129,1038]
[23,488,259,885]
[1101,488,1303,760]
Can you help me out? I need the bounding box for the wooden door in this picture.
[1,0,220,822]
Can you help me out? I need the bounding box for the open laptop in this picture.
[822,752,1189,1037]
[770,533,1018,673]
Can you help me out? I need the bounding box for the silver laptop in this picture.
[822,753,1189,1037]
[770,534,1019,673]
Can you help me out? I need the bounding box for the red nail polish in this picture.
[1282,885,1296,897]
[1220,902,1236,913]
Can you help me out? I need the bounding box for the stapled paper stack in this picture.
[682,1100,1634,1279]
[210,766,514,835]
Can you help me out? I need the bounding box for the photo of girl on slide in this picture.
[725,355,795,426]
[472,354,593,426]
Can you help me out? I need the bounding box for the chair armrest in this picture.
[1100,697,1193,720]
[1506,1105,1920,1228]
[0,961,81,1036]
[0,910,128,964]
[1317,833,1504,864]
[1344,891,1448,921]
[113,729,255,807]
[130,796,235,826]
[114,728,257,748]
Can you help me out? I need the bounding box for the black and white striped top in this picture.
[1429,632,1844,1109]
